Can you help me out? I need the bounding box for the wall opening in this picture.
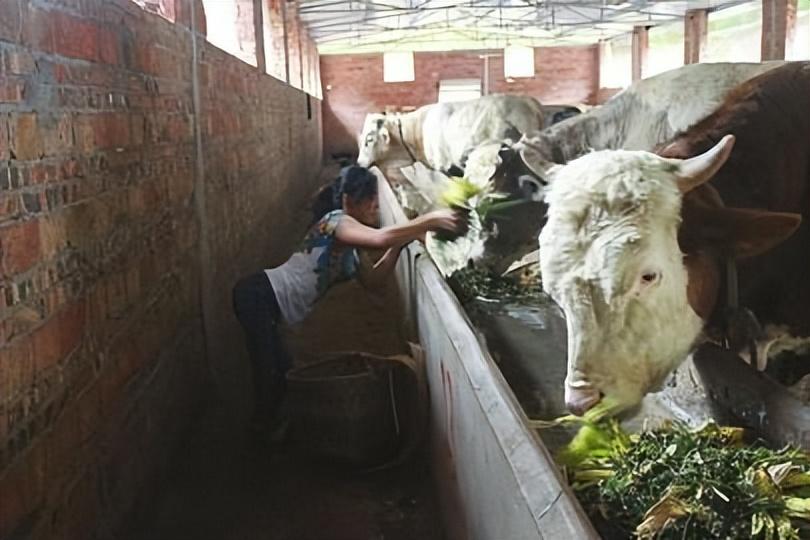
[437,79,482,103]
[787,0,810,60]
[600,33,632,89]
[503,45,535,78]
[645,20,684,78]
[383,51,415,82]
[704,2,762,62]
[201,0,258,66]
[131,0,176,21]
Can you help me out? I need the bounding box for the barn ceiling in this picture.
[299,0,752,53]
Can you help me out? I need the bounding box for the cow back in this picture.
[662,62,810,333]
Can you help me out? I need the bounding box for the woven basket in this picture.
[286,350,424,467]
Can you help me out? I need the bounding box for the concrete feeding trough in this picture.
[376,170,599,540]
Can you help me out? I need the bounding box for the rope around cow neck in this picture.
[397,116,419,165]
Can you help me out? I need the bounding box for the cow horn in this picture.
[676,135,736,193]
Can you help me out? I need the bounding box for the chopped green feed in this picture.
[560,420,810,539]
[449,266,542,303]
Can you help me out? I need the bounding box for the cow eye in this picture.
[641,272,658,284]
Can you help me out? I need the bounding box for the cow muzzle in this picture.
[565,382,602,416]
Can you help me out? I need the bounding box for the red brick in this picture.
[0,403,8,454]
[0,0,21,44]
[31,302,86,372]
[135,43,159,75]
[99,28,119,65]
[0,192,21,223]
[0,114,9,160]
[0,219,41,275]
[37,214,66,260]
[72,115,95,153]
[130,113,146,146]
[44,384,100,484]
[10,113,44,161]
[60,157,82,179]
[51,12,100,63]
[101,338,143,409]
[92,113,130,149]
[0,440,47,540]
[40,114,73,156]
[21,5,54,53]
[3,49,37,75]
[0,76,26,103]
[106,271,127,318]
[0,337,34,403]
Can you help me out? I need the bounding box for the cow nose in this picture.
[565,385,602,417]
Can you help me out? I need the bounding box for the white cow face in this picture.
[539,137,736,414]
[357,114,391,167]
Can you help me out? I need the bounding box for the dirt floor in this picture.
[127,400,443,540]
[127,165,444,540]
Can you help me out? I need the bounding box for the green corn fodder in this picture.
[439,176,484,208]
[561,420,810,539]
[450,266,542,303]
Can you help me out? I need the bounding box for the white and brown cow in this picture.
[472,62,787,274]
[356,94,544,174]
[538,62,810,415]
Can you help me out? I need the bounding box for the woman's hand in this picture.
[425,208,469,235]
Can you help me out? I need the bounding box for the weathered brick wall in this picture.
[0,1,323,538]
[320,46,600,158]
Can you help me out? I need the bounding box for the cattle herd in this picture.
[356,60,810,417]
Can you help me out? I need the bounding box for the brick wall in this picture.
[320,46,600,158]
[0,1,323,538]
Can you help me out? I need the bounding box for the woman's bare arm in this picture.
[335,209,464,250]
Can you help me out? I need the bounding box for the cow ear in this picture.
[656,138,689,159]
[690,206,802,259]
[518,145,560,179]
[379,126,390,144]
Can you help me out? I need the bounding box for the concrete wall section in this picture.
[377,173,598,540]
[0,1,322,538]
[320,46,600,158]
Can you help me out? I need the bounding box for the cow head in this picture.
[538,135,802,414]
[357,113,391,167]
[487,134,563,203]
[459,136,560,273]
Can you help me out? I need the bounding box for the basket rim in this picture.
[286,352,388,383]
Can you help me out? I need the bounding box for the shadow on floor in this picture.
[129,394,443,540]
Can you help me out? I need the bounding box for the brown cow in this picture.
[537,61,810,414]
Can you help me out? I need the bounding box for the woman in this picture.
[233,165,467,438]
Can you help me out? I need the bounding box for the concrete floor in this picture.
[128,398,444,540]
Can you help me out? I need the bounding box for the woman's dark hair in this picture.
[311,165,378,223]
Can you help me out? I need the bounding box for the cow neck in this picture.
[679,185,741,329]
[397,117,419,164]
